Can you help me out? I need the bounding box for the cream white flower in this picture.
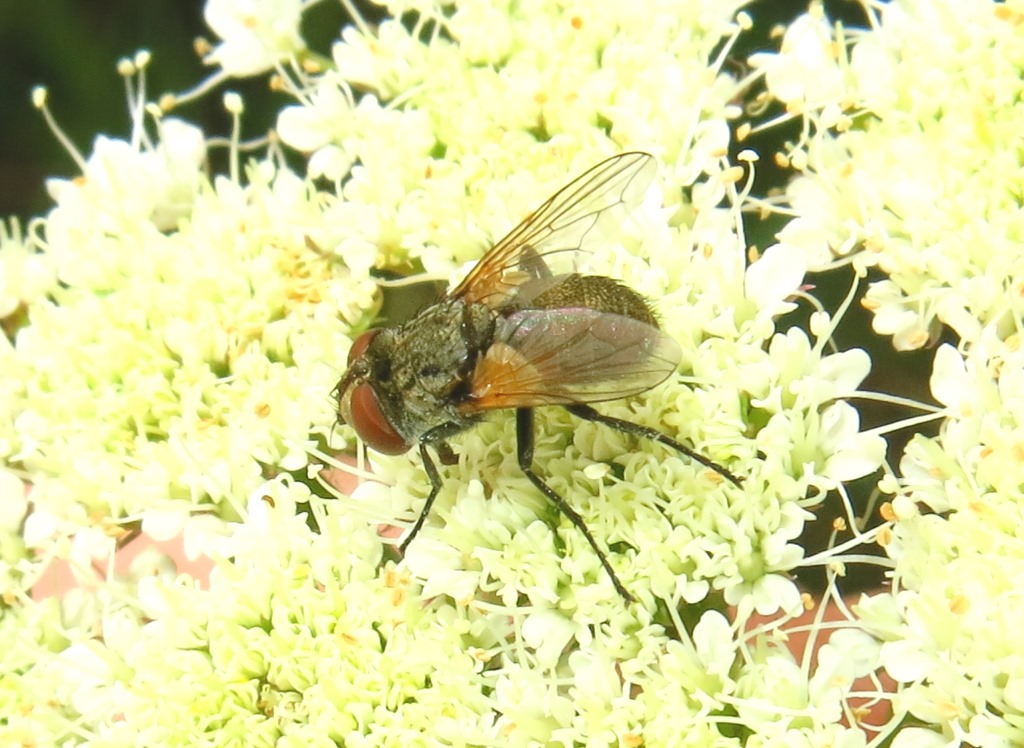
[203,0,306,76]
[61,481,506,747]
[0,219,56,318]
[0,466,28,533]
[750,5,1024,738]
[758,0,1024,350]
[0,599,72,743]
[859,325,1024,744]
[5,87,369,593]
[754,9,848,109]
[1,0,919,745]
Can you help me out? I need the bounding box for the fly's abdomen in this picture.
[528,274,658,327]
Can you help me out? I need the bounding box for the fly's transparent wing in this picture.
[450,152,657,309]
[464,307,680,411]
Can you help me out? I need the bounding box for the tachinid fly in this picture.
[335,152,741,602]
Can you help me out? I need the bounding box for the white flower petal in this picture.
[745,244,807,315]
[929,343,968,410]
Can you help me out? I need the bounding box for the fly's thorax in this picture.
[527,274,658,327]
[365,299,495,441]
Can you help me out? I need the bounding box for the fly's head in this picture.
[336,301,489,455]
[335,327,413,455]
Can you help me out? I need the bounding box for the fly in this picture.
[335,152,742,602]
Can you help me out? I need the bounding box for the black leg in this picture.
[516,408,634,602]
[566,404,743,488]
[433,440,458,466]
[399,441,446,552]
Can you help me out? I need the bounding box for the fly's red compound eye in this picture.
[338,329,408,453]
[348,383,411,455]
[348,329,378,364]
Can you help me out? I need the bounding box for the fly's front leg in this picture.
[399,440,447,553]
[516,408,634,602]
[566,404,743,488]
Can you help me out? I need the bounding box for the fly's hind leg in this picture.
[566,404,743,487]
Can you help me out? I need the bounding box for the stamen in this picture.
[31,86,87,173]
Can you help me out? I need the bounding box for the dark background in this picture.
[0,1,873,221]
[1,2,201,220]
[0,0,349,220]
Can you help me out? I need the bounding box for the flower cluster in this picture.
[855,332,1024,747]
[755,0,1024,351]
[756,0,1024,744]
[2,76,374,577]
[0,0,926,746]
